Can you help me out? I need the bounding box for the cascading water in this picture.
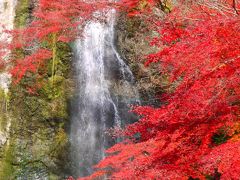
[70,9,140,177]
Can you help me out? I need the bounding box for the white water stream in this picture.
[70,9,140,177]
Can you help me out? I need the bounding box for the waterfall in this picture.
[70,9,140,177]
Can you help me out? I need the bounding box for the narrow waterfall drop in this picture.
[70,9,140,177]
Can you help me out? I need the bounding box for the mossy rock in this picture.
[14,0,31,28]
[0,139,17,179]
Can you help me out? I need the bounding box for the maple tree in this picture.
[83,0,240,179]
[7,0,109,84]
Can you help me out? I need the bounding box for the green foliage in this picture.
[7,39,73,177]
[0,88,9,132]
[205,170,221,180]
[14,0,30,28]
[212,129,230,145]
[7,11,73,177]
[159,0,172,13]
[0,0,72,178]
[0,140,16,179]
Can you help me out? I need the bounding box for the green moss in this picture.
[139,0,148,10]
[157,0,173,13]
[14,0,30,28]
[212,129,230,145]
[50,128,68,157]
[40,95,69,120]
[4,2,8,10]
[0,0,31,177]
[0,115,8,135]
[41,76,65,99]
[8,40,73,178]
[49,174,59,180]
[6,0,73,177]
[46,41,72,78]
[0,140,16,179]
[0,88,9,132]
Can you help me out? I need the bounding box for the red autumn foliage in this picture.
[86,0,240,179]
[31,0,106,41]
[2,0,240,179]
[7,0,109,83]
[10,48,52,83]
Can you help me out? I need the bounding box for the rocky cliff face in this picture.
[115,12,165,106]
[0,0,17,177]
[115,1,177,107]
[0,0,74,179]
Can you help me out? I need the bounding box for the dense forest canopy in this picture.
[0,0,240,179]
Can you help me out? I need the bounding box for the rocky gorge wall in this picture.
[115,13,163,106]
[0,0,74,179]
[115,1,174,106]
